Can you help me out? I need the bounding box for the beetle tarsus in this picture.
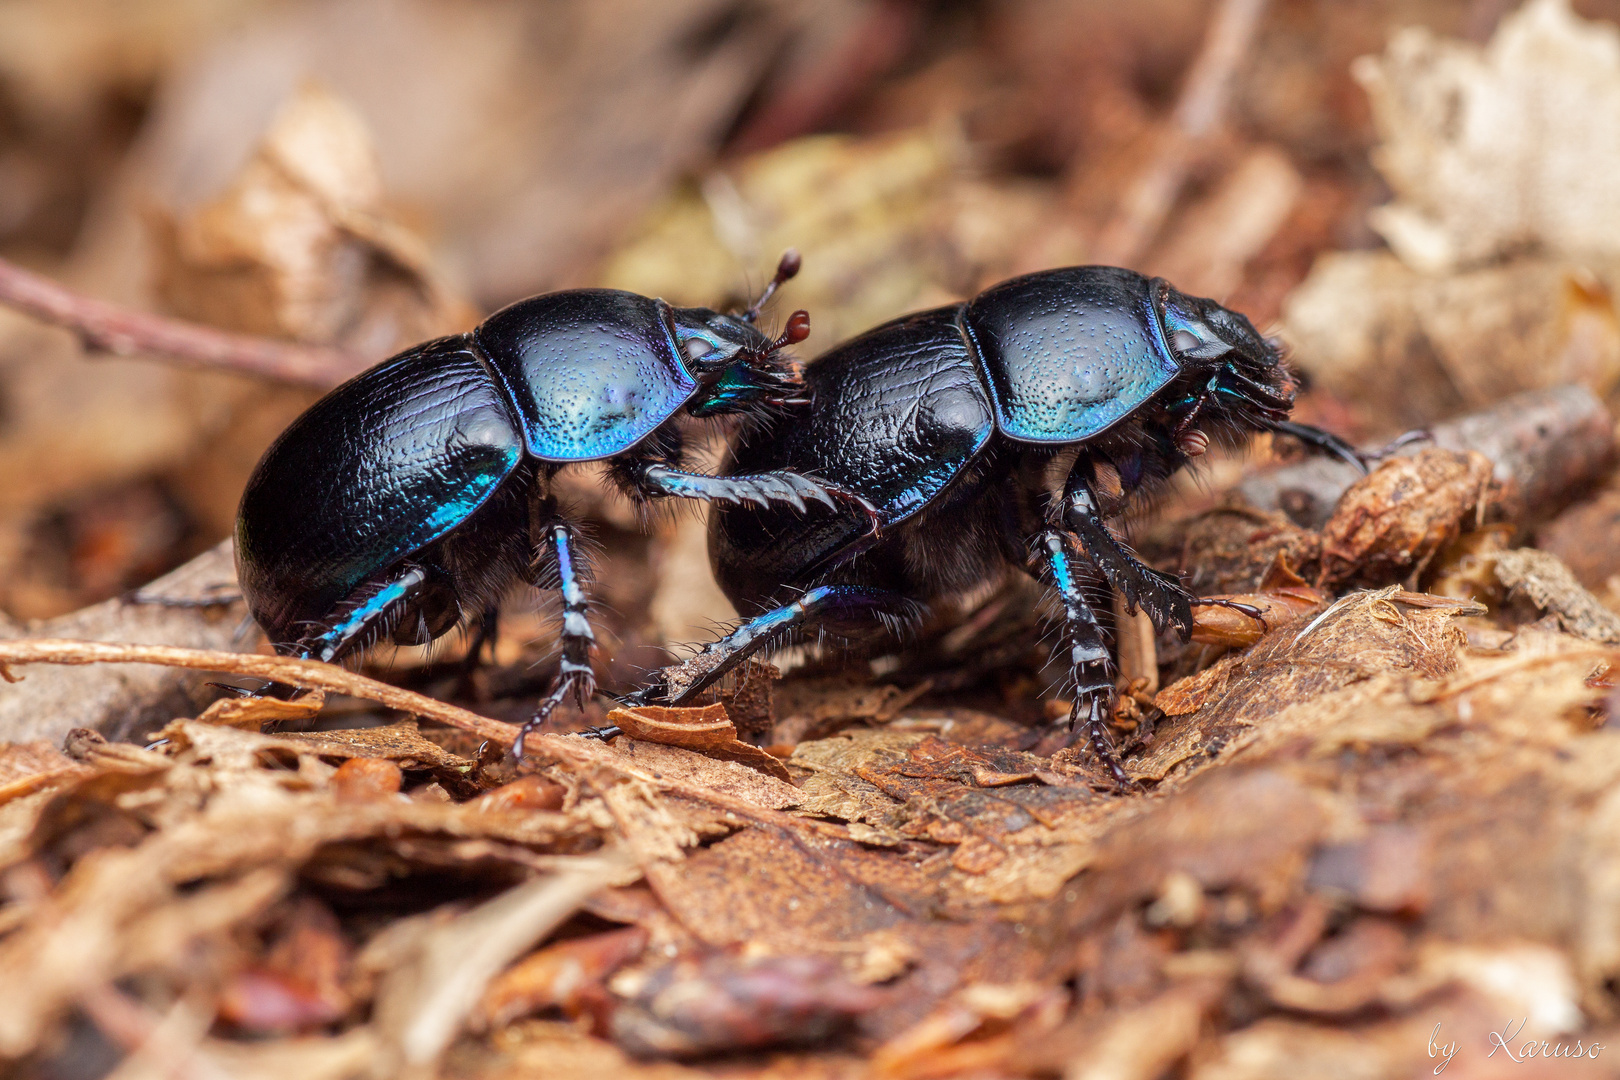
[513,518,598,760]
[1037,530,1133,789]
[1362,428,1434,462]
[609,676,666,708]
[1192,596,1270,631]
[1073,695,1134,791]
[1267,419,1370,474]
[577,724,623,741]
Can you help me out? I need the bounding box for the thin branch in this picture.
[0,637,851,838]
[1091,0,1271,267]
[0,639,518,745]
[0,256,370,387]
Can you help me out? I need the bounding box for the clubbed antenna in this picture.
[742,249,802,323]
[770,309,811,350]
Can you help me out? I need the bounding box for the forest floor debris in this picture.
[4,0,1620,1076]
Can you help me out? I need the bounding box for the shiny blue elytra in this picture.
[742,305,995,525]
[236,337,523,644]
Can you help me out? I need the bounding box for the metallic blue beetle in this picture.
[626,266,1361,784]
[236,255,865,747]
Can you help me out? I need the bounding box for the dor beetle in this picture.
[628,265,1363,784]
[236,254,870,749]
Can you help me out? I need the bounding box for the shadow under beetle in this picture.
[627,265,1364,785]
[236,254,870,750]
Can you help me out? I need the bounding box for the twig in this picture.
[0,256,370,387]
[1090,0,1271,266]
[1239,386,1617,529]
[0,639,519,745]
[0,637,850,839]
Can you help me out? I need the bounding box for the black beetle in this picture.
[236,254,870,748]
[626,265,1363,784]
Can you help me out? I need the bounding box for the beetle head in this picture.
[672,251,813,418]
[669,305,811,418]
[1154,280,1297,446]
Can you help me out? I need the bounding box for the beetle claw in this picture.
[1192,596,1270,632]
[1070,693,1135,792]
[1360,428,1434,464]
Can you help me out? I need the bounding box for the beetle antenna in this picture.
[769,309,811,351]
[743,249,802,323]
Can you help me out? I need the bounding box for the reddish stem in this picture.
[0,255,371,388]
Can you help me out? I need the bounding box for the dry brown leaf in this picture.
[1285,254,1620,429]
[773,678,933,745]
[152,84,471,350]
[605,739,802,813]
[0,739,72,784]
[194,689,326,731]
[369,854,630,1076]
[478,925,649,1030]
[156,718,476,773]
[608,704,792,782]
[1356,0,1620,273]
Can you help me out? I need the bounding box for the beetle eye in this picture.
[684,337,714,361]
[1170,329,1200,354]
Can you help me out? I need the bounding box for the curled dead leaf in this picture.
[194,689,326,731]
[1192,559,1331,647]
[607,704,792,783]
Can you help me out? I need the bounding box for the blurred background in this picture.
[4,0,1620,662]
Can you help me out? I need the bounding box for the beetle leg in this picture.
[292,564,435,663]
[625,460,881,534]
[622,585,915,708]
[515,521,597,758]
[1265,419,1370,473]
[1062,468,1195,640]
[1035,530,1131,790]
[451,607,500,693]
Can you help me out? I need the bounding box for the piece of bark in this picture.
[1240,385,1616,529]
[0,541,248,745]
[1317,448,1494,588]
[1493,548,1620,644]
[1537,485,1620,593]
